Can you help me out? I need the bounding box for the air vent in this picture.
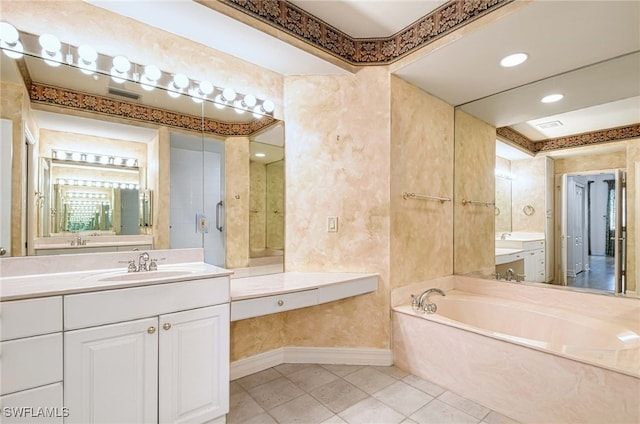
[536,120,563,129]
[107,86,140,100]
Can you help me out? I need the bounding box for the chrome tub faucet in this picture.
[411,288,446,314]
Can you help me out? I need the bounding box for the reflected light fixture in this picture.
[168,73,189,98]
[541,93,563,103]
[0,22,23,59]
[39,33,62,66]
[189,80,214,103]
[140,65,161,91]
[77,44,97,75]
[500,52,528,68]
[255,152,266,158]
[111,55,131,83]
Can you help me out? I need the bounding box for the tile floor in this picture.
[228,364,520,424]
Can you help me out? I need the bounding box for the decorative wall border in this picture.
[28,83,276,137]
[211,0,513,65]
[497,124,640,155]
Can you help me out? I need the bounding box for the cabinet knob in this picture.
[147,326,156,334]
[163,323,172,331]
[277,300,284,307]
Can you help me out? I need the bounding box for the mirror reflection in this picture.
[460,52,639,295]
[249,123,285,269]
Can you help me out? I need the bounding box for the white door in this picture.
[559,174,568,285]
[573,183,585,274]
[64,318,158,424]
[1,119,12,257]
[158,304,230,424]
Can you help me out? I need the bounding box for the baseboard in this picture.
[230,347,393,380]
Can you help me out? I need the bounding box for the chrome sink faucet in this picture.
[505,268,514,281]
[500,232,511,240]
[138,252,150,272]
[411,288,446,314]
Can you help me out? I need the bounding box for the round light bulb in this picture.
[262,100,275,113]
[0,22,19,44]
[243,94,257,108]
[113,55,130,73]
[39,33,61,53]
[199,80,214,95]
[173,73,189,89]
[222,87,237,102]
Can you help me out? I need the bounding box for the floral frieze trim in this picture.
[29,83,276,137]
[496,127,536,154]
[536,124,640,152]
[214,0,513,64]
[497,124,640,155]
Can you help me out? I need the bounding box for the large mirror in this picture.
[0,24,284,271]
[459,52,639,295]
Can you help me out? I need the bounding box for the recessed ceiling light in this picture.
[255,153,266,158]
[541,94,564,103]
[500,53,528,68]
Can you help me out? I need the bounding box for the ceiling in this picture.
[9,1,640,160]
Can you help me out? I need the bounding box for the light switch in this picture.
[327,216,338,232]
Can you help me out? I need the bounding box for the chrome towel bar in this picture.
[402,192,452,203]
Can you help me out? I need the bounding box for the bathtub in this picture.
[392,276,640,424]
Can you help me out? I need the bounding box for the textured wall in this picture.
[626,139,639,292]
[495,156,512,233]
[225,137,250,269]
[249,161,267,251]
[266,160,284,250]
[511,157,546,233]
[390,76,454,287]
[454,110,496,276]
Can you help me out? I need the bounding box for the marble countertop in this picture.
[1,262,231,301]
[495,248,524,256]
[231,271,379,300]
[33,240,152,249]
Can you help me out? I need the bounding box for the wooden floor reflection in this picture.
[567,255,615,292]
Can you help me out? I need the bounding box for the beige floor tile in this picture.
[321,364,364,377]
[482,410,521,424]
[310,378,369,413]
[287,365,340,392]
[248,377,304,410]
[275,363,315,376]
[228,390,266,424]
[438,391,490,420]
[243,412,279,424]
[373,365,410,380]
[343,366,397,395]
[339,397,405,424]
[373,381,434,416]
[409,399,479,424]
[320,415,348,424]
[269,394,334,424]
[237,368,282,390]
[401,374,446,397]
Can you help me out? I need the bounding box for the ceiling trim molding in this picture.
[27,83,276,137]
[535,123,640,153]
[497,124,640,155]
[210,0,514,65]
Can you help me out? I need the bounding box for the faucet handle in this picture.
[494,272,502,280]
[410,294,420,312]
[149,259,158,271]
[126,260,137,273]
[516,274,526,283]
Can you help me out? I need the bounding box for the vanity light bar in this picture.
[52,149,138,168]
[0,23,276,117]
[56,178,139,190]
[494,169,516,180]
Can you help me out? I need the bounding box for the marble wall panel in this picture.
[389,76,454,287]
[625,139,639,292]
[266,160,284,250]
[249,161,267,251]
[494,156,512,233]
[454,110,496,276]
[511,156,546,233]
[281,67,392,350]
[225,137,250,269]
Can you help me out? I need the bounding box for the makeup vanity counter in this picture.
[230,272,379,321]
[1,249,231,424]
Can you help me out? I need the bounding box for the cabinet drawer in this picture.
[0,334,63,395]
[522,240,545,250]
[64,277,229,330]
[0,297,62,341]
[231,289,318,321]
[0,383,64,423]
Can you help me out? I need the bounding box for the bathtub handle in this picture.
[424,303,438,314]
[411,294,420,312]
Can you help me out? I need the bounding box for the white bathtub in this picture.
[392,277,640,424]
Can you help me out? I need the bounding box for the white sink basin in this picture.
[91,269,196,282]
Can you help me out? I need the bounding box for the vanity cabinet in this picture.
[64,277,230,424]
[65,305,229,424]
[0,297,64,423]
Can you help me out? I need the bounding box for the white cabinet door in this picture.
[64,318,158,424]
[159,305,230,424]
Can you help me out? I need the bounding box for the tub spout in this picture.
[417,288,446,314]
